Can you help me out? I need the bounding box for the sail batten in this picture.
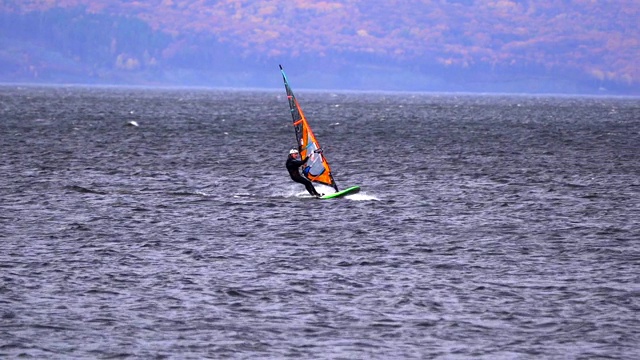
[280,65,339,191]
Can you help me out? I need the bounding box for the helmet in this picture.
[289,149,299,155]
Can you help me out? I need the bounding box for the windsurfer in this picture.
[286,149,321,197]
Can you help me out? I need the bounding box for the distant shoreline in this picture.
[1,81,638,99]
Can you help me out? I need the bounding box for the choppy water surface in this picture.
[1,86,639,359]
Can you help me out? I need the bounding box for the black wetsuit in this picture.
[286,155,320,196]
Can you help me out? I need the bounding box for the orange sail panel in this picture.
[280,65,338,191]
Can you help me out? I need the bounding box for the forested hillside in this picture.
[1,1,638,94]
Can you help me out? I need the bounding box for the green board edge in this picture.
[320,185,361,199]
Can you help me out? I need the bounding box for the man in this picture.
[286,148,322,197]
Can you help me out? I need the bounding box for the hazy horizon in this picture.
[1,1,638,95]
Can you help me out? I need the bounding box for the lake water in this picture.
[1,85,639,358]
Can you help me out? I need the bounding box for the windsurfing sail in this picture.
[280,64,339,192]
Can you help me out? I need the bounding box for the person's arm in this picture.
[290,157,308,168]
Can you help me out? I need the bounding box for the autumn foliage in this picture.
[1,0,638,91]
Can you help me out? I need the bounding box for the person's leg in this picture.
[292,176,315,195]
[304,180,319,196]
[299,177,319,196]
[293,177,317,196]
